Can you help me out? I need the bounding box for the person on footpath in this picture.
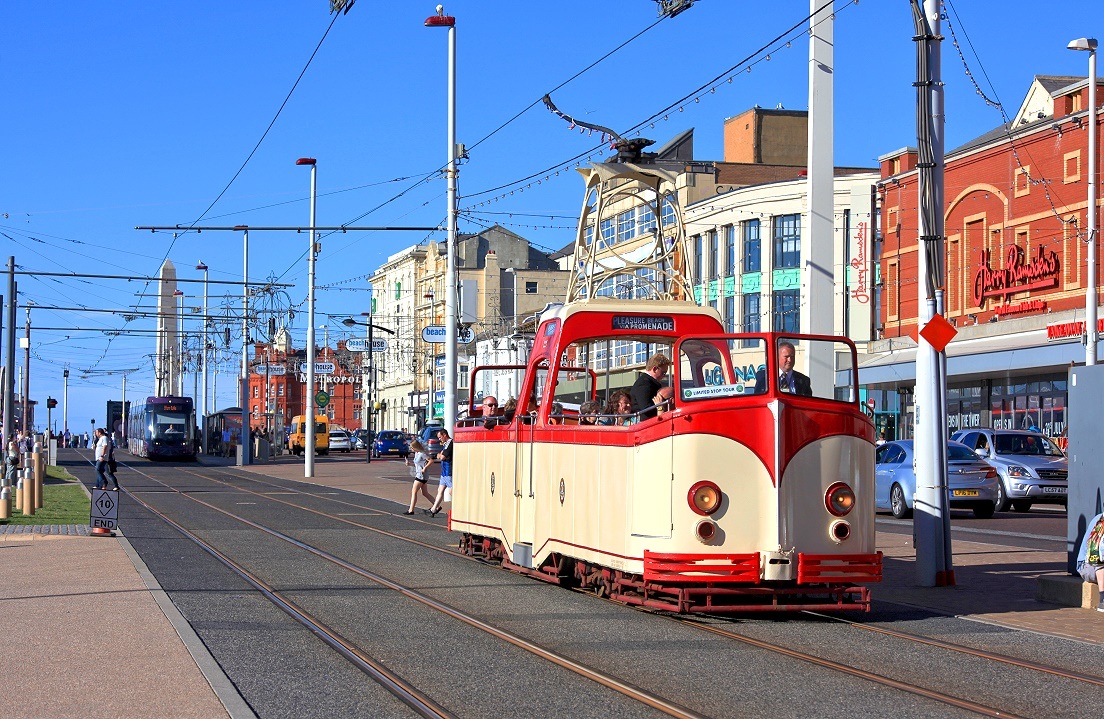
[4,432,21,485]
[93,428,117,490]
[403,439,435,515]
[1076,512,1104,612]
[427,429,453,518]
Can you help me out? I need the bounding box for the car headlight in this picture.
[1006,465,1032,478]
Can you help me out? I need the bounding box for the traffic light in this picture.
[46,397,57,409]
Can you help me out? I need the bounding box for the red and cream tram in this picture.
[452,298,882,612]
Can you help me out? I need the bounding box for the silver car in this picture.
[875,440,1001,519]
[951,429,1067,512]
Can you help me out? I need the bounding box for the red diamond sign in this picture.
[919,314,958,353]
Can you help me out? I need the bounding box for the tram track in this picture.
[99,458,1101,719]
[115,461,713,719]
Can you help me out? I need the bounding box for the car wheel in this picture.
[994,481,1009,512]
[1011,500,1033,513]
[972,502,996,519]
[890,483,913,519]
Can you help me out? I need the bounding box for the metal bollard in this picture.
[20,468,34,517]
[0,485,9,520]
[34,449,44,509]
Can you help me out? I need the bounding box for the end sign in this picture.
[90,489,119,530]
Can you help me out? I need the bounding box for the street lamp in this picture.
[196,261,209,452]
[297,157,318,477]
[62,368,69,443]
[343,315,394,464]
[425,5,459,435]
[1069,37,1099,366]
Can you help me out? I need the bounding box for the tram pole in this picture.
[912,0,954,587]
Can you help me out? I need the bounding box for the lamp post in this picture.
[197,261,209,452]
[297,157,318,477]
[62,368,69,443]
[1069,37,1099,366]
[425,5,459,435]
[343,315,394,464]
[240,229,251,466]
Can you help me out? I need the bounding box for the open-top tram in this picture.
[451,298,882,612]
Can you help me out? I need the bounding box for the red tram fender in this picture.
[797,552,884,584]
[643,551,761,583]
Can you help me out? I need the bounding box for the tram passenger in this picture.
[480,396,506,429]
[598,391,634,426]
[754,341,812,396]
[578,400,602,425]
[403,439,435,515]
[630,354,672,421]
[501,398,519,423]
[548,402,565,425]
[1077,512,1104,612]
[653,386,675,417]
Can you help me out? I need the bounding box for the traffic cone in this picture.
[90,526,115,537]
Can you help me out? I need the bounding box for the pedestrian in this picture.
[222,428,232,458]
[427,429,452,517]
[63,429,71,448]
[1077,512,1104,612]
[103,429,120,490]
[4,432,21,485]
[403,439,435,515]
[93,428,113,490]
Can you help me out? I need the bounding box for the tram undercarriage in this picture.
[460,534,881,613]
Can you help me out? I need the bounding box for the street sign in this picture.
[89,489,119,531]
[866,398,876,409]
[346,338,388,352]
[422,325,475,344]
[253,364,287,376]
[299,362,336,375]
[315,391,330,408]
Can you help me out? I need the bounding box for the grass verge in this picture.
[1,465,91,526]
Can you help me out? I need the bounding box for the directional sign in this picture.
[89,489,119,531]
[253,364,287,376]
[346,338,388,353]
[422,325,475,344]
[299,362,336,375]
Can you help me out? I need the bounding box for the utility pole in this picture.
[4,257,16,439]
[23,304,31,432]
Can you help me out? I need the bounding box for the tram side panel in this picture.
[454,433,521,554]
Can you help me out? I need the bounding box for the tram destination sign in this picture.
[612,315,674,332]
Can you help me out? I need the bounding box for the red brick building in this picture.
[861,75,1101,440]
[246,336,366,435]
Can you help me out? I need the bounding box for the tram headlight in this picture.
[825,482,856,517]
[688,481,722,516]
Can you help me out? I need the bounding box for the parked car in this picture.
[373,430,409,458]
[328,429,352,453]
[418,424,443,457]
[351,429,373,450]
[875,440,1000,519]
[950,428,1068,512]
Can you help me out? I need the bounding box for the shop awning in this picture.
[842,331,1085,387]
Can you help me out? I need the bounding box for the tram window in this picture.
[678,338,765,400]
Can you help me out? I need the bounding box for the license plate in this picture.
[952,489,979,497]
[1043,486,1067,494]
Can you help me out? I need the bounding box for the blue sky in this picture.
[1,0,1099,431]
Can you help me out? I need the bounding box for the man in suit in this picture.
[755,341,812,396]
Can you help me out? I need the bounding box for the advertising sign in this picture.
[423,325,475,344]
[253,364,287,375]
[299,362,336,375]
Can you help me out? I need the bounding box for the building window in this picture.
[252,386,259,398]
[743,220,761,272]
[600,218,615,249]
[278,385,284,396]
[772,289,800,333]
[724,295,736,332]
[661,193,676,227]
[742,293,761,346]
[353,409,361,420]
[353,389,362,400]
[725,225,736,276]
[693,235,703,284]
[641,205,657,233]
[395,280,402,300]
[709,230,719,280]
[772,214,801,269]
[328,407,335,419]
[617,209,635,243]
[525,281,538,294]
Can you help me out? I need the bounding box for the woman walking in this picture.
[403,438,435,515]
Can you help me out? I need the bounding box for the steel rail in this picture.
[118,485,455,719]
[668,616,1031,719]
[116,461,710,719]
[804,611,1104,687]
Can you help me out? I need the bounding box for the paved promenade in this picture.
[1,449,1099,718]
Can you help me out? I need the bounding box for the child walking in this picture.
[403,439,435,515]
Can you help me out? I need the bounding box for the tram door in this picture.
[514,419,537,558]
